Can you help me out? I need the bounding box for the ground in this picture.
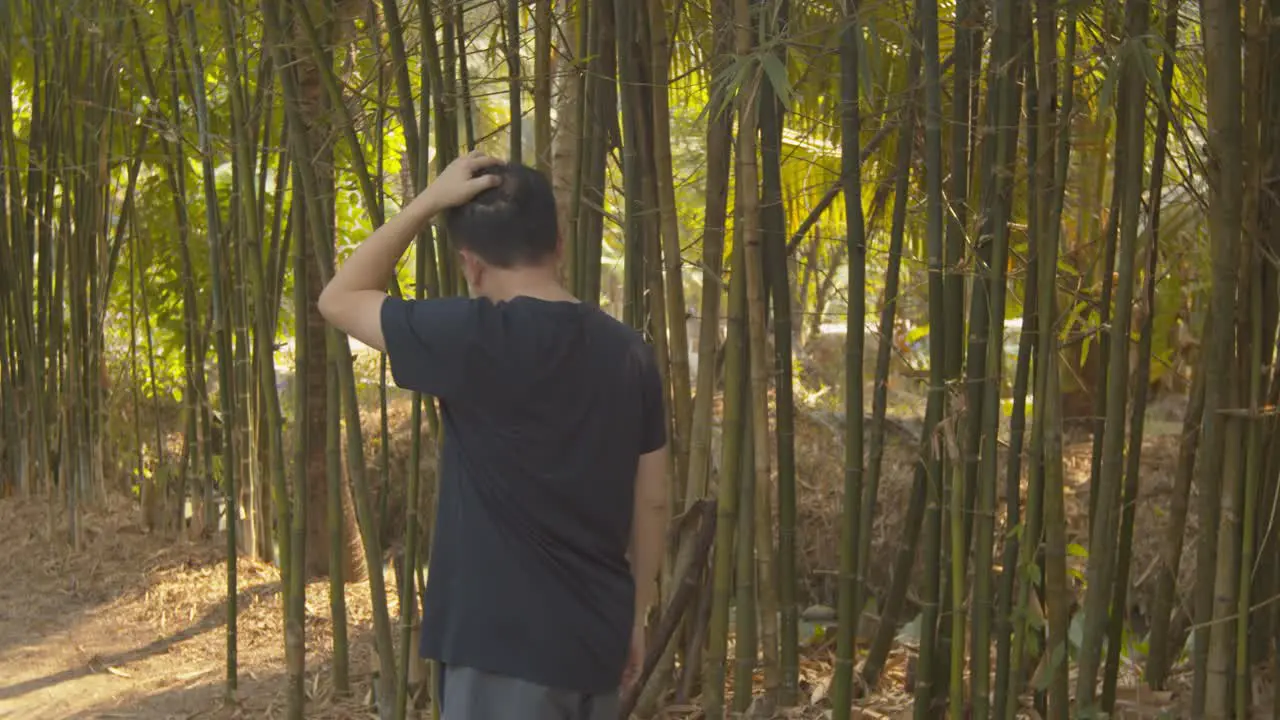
[0,494,386,719]
[0,397,1244,719]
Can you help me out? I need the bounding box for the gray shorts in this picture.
[439,664,620,720]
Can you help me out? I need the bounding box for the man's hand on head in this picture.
[317,150,503,350]
[421,150,505,210]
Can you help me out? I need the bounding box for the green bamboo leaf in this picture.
[1138,34,1174,118]
[1069,611,1087,650]
[1096,53,1120,122]
[896,614,923,643]
[1081,309,1101,366]
[1034,644,1069,691]
[701,55,749,125]
[1026,604,1046,632]
[858,20,875,107]
[1059,300,1087,342]
[760,52,792,111]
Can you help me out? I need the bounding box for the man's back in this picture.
[319,155,669,716]
[380,294,665,694]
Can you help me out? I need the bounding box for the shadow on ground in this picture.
[0,582,278,706]
[64,664,382,720]
[0,494,228,655]
[0,493,392,720]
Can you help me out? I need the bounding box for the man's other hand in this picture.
[621,623,645,693]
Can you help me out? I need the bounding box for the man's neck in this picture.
[478,267,578,304]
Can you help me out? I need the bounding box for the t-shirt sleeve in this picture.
[638,344,667,454]
[380,295,475,400]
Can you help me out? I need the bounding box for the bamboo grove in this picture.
[0,0,1278,719]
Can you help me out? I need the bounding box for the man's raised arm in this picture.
[317,151,501,350]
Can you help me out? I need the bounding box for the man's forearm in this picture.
[630,494,668,627]
[322,192,442,301]
[316,151,499,349]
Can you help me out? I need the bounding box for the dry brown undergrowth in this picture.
[0,409,1204,719]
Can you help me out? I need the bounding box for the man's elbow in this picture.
[316,283,339,325]
[638,487,669,514]
[315,290,389,352]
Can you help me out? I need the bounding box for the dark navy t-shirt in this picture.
[380,294,666,694]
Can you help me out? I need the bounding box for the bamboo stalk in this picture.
[992,138,1037,720]
[326,359,350,693]
[293,0,387,230]
[137,227,166,529]
[135,7,210,536]
[832,0,868,715]
[395,163,432,720]
[506,0,522,160]
[648,0,694,490]
[617,0,645,330]
[1146,364,1204,689]
[1013,3,1078,715]
[534,0,552,172]
[758,0,798,704]
[1102,1,1176,707]
[703,225,750,719]
[857,39,920,699]
[622,501,717,717]
[379,0,422,175]
[859,19,936,699]
[455,2,476,152]
[128,232,145,521]
[416,0,448,296]
[967,0,1022,711]
[933,6,996,706]
[1235,1,1269,711]
[733,374,758,714]
[580,0,613,306]
[1262,4,1280,713]
[289,218,310,720]
[372,11,395,696]
[218,0,300,702]
[567,0,593,295]
[180,3,239,694]
[1075,0,1151,708]
[914,0,948,711]
[1085,1,1128,533]
[683,0,733,509]
[729,0,780,708]
[262,3,399,712]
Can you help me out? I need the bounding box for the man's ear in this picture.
[459,249,485,291]
[553,233,569,275]
[553,233,571,285]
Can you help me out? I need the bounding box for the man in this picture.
[318,150,670,719]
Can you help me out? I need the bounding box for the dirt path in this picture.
[0,599,228,719]
[0,495,380,720]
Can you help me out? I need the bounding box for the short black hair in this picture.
[442,162,559,268]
